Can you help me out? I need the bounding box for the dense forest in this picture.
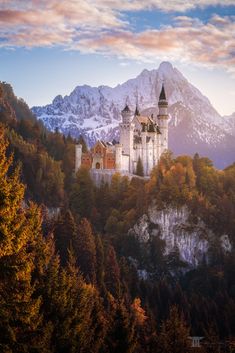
[1,81,235,352]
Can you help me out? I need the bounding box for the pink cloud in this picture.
[0,1,234,73]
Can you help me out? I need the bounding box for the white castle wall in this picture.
[75,144,82,173]
[115,144,122,170]
[121,155,130,171]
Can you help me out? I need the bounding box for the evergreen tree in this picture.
[43,250,106,353]
[54,209,77,266]
[95,234,105,291]
[157,305,191,353]
[95,179,111,230]
[75,218,97,283]
[0,126,49,352]
[204,325,221,353]
[104,245,121,298]
[70,166,94,219]
[107,301,137,353]
[136,157,144,177]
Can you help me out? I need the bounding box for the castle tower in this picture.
[119,104,134,172]
[141,129,147,175]
[115,144,122,170]
[157,84,169,151]
[121,104,132,124]
[75,144,82,173]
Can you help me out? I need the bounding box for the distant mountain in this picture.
[32,62,235,168]
[222,112,235,136]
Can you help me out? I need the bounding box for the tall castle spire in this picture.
[158,84,168,110]
[157,83,169,151]
[159,84,166,101]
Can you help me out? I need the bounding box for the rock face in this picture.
[130,206,231,268]
[32,62,235,168]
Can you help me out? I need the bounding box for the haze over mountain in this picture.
[32,62,235,169]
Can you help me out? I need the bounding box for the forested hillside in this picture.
[1,81,235,352]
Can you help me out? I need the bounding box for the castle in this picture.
[75,85,169,176]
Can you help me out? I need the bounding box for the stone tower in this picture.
[119,104,135,172]
[157,84,169,151]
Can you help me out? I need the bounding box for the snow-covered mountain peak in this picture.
[159,61,173,71]
[158,61,174,76]
[52,95,63,106]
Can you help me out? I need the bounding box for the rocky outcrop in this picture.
[129,206,231,268]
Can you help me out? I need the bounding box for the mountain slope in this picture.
[32,62,235,168]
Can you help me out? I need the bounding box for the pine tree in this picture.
[95,234,105,291]
[104,245,121,298]
[107,301,137,353]
[136,157,144,177]
[0,126,49,352]
[70,166,94,219]
[204,325,221,353]
[54,209,77,266]
[43,248,106,353]
[157,305,191,353]
[75,218,97,283]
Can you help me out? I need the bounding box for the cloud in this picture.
[98,0,235,12]
[75,15,235,72]
[0,1,234,73]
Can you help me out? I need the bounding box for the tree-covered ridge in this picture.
[0,81,78,206]
[0,125,155,353]
[0,81,235,352]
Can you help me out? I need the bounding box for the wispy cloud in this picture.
[0,1,234,73]
[75,15,235,72]
[98,0,235,12]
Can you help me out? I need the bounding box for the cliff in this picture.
[129,206,231,269]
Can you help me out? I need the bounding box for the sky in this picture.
[0,1,235,116]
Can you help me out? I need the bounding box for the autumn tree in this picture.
[54,209,77,266]
[107,301,137,353]
[95,234,105,290]
[157,305,191,353]
[104,245,121,298]
[0,126,49,352]
[70,166,94,219]
[43,250,106,353]
[75,218,97,283]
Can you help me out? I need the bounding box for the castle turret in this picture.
[158,84,168,115]
[119,104,134,172]
[121,104,132,124]
[157,84,169,151]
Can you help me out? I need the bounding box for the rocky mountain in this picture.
[223,112,235,136]
[32,62,235,169]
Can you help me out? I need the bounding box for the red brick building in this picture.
[81,141,116,170]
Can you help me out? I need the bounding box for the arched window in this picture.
[96,162,101,169]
